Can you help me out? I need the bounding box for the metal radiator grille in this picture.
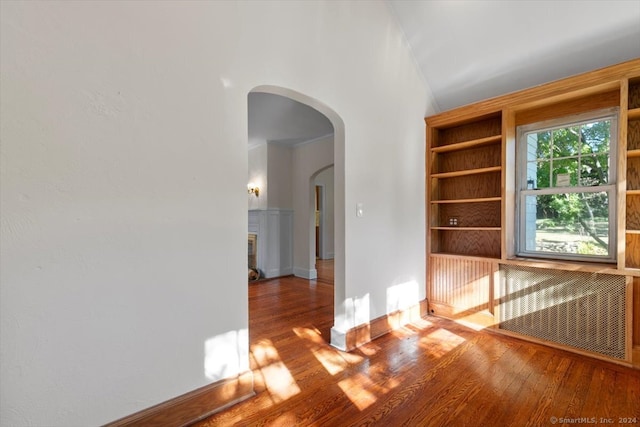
[499,265,627,360]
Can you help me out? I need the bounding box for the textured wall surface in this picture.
[0,1,433,425]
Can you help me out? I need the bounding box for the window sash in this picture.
[517,186,616,262]
[515,108,618,263]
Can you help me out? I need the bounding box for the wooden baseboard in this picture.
[342,299,429,352]
[105,371,254,427]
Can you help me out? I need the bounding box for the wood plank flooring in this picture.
[194,261,640,426]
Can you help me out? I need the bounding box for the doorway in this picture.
[247,84,346,350]
[315,185,322,259]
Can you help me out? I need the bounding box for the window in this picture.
[516,108,618,262]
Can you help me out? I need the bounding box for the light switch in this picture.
[356,203,364,217]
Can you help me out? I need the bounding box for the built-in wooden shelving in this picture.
[427,112,502,259]
[430,134,501,153]
[426,60,640,368]
[430,166,501,179]
[628,108,640,120]
[626,79,640,271]
[431,196,501,204]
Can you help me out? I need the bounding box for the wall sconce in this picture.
[247,183,259,197]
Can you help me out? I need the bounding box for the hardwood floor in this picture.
[194,264,640,427]
[315,258,334,285]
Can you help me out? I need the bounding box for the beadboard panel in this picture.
[428,256,498,326]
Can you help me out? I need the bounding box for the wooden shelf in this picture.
[432,226,501,231]
[431,196,502,204]
[431,134,501,153]
[628,149,640,158]
[429,252,500,261]
[430,166,501,179]
[429,251,500,262]
[628,189,640,195]
[428,114,503,259]
[626,232,640,269]
[628,108,640,120]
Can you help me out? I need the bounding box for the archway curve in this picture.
[248,85,345,347]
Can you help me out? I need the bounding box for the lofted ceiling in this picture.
[388,0,640,112]
[248,1,640,147]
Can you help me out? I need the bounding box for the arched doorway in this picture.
[247,85,345,347]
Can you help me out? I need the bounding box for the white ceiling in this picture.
[388,0,640,112]
[248,1,640,147]
[248,92,334,149]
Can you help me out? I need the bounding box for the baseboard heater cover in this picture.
[498,265,627,360]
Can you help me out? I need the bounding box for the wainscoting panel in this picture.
[248,209,293,278]
[428,256,498,326]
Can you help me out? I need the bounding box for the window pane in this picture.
[517,109,616,262]
[553,126,580,156]
[526,160,549,189]
[580,154,609,185]
[581,120,610,154]
[523,192,610,257]
[527,131,551,161]
[552,157,578,187]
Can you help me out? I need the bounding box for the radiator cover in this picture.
[499,265,627,360]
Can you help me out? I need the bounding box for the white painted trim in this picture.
[315,183,325,259]
[292,132,334,148]
[293,267,317,280]
[265,267,293,278]
[248,208,293,213]
[330,327,347,351]
[251,133,335,150]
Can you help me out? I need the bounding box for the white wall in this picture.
[0,1,434,425]
[248,144,268,210]
[292,136,334,278]
[315,166,335,259]
[267,143,293,209]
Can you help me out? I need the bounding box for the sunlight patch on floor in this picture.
[269,412,299,427]
[399,321,436,337]
[337,372,380,411]
[251,339,301,402]
[409,317,434,330]
[453,318,488,331]
[419,327,466,358]
[293,326,325,344]
[312,346,349,375]
[336,364,401,412]
[293,327,363,375]
[249,352,267,391]
[391,326,418,339]
[357,342,380,356]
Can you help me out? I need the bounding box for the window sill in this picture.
[501,257,631,276]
